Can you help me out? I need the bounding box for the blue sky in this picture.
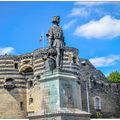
[0,1,120,76]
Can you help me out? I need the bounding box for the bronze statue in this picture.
[46,16,65,69]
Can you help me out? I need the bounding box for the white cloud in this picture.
[63,19,77,30]
[0,47,15,55]
[74,15,120,39]
[89,55,120,67]
[74,2,105,6]
[68,7,90,18]
[69,2,106,18]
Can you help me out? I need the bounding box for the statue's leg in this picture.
[56,47,60,69]
[60,49,64,68]
[48,39,53,48]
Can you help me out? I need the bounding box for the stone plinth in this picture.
[28,69,90,120]
[28,112,90,120]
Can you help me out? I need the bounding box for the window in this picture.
[23,60,30,64]
[81,61,86,66]
[36,75,40,79]
[77,81,80,85]
[94,96,101,111]
[23,67,33,73]
[72,56,77,64]
[29,98,33,105]
[20,102,24,111]
[19,65,33,75]
[93,81,96,86]
[14,63,18,69]
[116,84,119,89]
[28,81,33,88]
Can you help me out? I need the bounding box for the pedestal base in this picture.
[28,69,90,120]
[28,112,90,120]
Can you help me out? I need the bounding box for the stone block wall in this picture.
[0,88,27,118]
[0,47,119,118]
[79,58,120,118]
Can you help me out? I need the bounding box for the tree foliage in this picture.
[107,71,120,83]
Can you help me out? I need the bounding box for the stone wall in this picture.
[0,47,119,118]
[0,88,27,118]
[0,55,27,118]
[79,58,120,118]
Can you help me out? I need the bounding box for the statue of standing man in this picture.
[46,16,65,69]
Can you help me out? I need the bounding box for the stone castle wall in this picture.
[0,55,27,118]
[0,47,80,118]
[79,58,120,118]
[0,47,119,118]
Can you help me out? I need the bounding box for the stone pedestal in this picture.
[28,112,90,120]
[28,69,90,120]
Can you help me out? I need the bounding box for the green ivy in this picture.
[96,111,102,118]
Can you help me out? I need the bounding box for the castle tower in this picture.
[0,55,27,118]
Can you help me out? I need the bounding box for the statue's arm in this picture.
[46,27,54,48]
[62,30,66,47]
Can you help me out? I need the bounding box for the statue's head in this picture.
[52,16,60,24]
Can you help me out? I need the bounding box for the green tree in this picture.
[107,71,120,83]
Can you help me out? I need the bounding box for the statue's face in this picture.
[57,17,60,23]
[52,16,60,24]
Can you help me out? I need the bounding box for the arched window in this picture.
[81,61,86,66]
[94,96,101,111]
[19,65,33,75]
